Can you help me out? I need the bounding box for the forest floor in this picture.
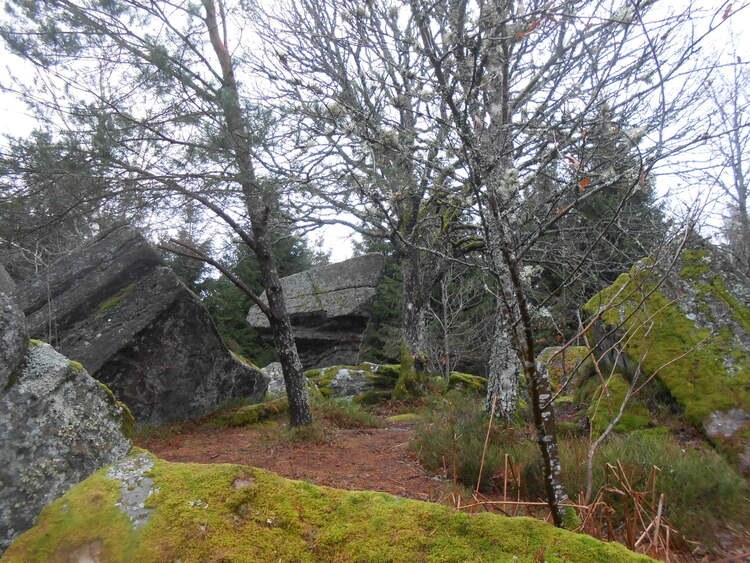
[137,417,446,501]
[136,411,750,563]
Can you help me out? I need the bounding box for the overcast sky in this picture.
[1,1,748,262]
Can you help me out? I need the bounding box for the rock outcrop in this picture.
[0,265,26,389]
[3,451,650,562]
[306,363,400,403]
[584,241,750,471]
[0,340,132,553]
[261,362,285,398]
[247,254,385,369]
[17,226,267,424]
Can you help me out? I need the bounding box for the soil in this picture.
[138,419,447,502]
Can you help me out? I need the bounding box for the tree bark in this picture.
[202,0,311,425]
[486,310,519,419]
[400,250,428,362]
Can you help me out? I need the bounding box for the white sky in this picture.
[1,1,748,262]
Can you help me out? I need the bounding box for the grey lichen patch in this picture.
[1,342,132,551]
[106,454,155,529]
[705,409,750,439]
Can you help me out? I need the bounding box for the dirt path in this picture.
[137,420,445,502]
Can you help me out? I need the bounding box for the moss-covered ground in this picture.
[4,451,652,562]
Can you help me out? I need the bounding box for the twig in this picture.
[475,396,497,494]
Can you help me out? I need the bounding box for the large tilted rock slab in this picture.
[17,227,267,424]
[3,451,650,562]
[247,253,385,369]
[0,265,27,389]
[584,241,750,472]
[0,341,132,554]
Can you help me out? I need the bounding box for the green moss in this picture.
[584,258,750,462]
[678,249,710,280]
[392,342,428,400]
[4,452,653,562]
[537,346,594,388]
[96,382,136,438]
[210,398,289,427]
[353,390,391,405]
[377,364,401,380]
[561,506,581,531]
[97,284,135,313]
[28,338,44,347]
[447,372,487,393]
[386,413,420,423]
[67,360,86,375]
[586,373,651,434]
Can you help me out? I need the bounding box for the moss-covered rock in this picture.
[209,398,290,428]
[305,363,399,403]
[584,243,750,470]
[0,342,132,552]
[4,451,652,562]
[580,373,651,434]
[392,343,429,400]
[447,371,487,393]
[537,346,594,390]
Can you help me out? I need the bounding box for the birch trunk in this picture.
[486,311,519,419]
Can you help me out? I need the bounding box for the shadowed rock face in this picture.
[0,265,26,389]
[247,254,385,369]
[17,227,267,424]
[0,342,132,554]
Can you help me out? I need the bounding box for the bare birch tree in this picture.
[705,51,750,273]
[401,0,734,526]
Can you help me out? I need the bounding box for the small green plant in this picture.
[411,391,520,492]
[314,397,382,429]
[280,420,332,444]
[521,430,749,545]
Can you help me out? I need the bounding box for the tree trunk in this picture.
[486,310,519,419]
[738,197,750,272]
[202,0,311,425]
[393,251,430,399]
[400,251,428,361]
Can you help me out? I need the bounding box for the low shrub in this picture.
[280,420,332,444]
[521,429,749,545]
[411,391,521,492]
[314,397,383,429]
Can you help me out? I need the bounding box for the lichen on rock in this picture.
[0,342,132,552]
[3,451,653,562]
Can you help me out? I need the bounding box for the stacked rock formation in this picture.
[17,226,267,424]
[247,253,385,369]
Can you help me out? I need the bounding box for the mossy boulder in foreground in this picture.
[4,451,651,562]
[584,242,750,471]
